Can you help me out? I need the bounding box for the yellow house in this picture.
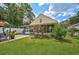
[29,14,57,35]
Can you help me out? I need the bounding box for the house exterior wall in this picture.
[29,14,57,36]
[69,23,79,29]
[29,24,54,36]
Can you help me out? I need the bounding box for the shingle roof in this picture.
[29,14,57,26]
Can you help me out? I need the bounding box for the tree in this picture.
[62,11,79,26]
[0,3,35,35]
[3,3,35,27]
[0,6,5,20]
[0,6,6,34]
[65,11,79,26]
[3,3,24,27]
[20,4,35,23]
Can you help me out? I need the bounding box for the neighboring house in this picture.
[69,23,79,29]
[29,14,57,35]
[68,23,79,36]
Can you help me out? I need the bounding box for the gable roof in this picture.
[29,14,57,26]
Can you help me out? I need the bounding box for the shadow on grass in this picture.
[56,38,72,44]
[30,35,72,44]
[34,38,72,44]
[73,36,79,40]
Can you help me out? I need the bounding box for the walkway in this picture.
[15,35,29,39]
[0,35,29,44]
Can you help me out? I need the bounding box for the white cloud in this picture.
[44,10,55,15]
[57,14,62,17]
[43,3,77,22]
[34,12,38,17]
[48,4,53,11]
[65,8,73,12]
[57,18,66,22]
[38,3,45,6]
[57,19,61,23]
[76,5,79,11]
[62,12,67,16]
[43,10,56,19]
[76,4,79,9]
[70,12,76,16]
[62,8,76,16]
[43,4,56,19]
[62,19,66,21]
[63,11,76,17]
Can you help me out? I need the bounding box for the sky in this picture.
[30,3,79,22]
[0,3,79,22]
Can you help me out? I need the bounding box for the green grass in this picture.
[0,36,79,55]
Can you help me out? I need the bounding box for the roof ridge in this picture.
[38,13,58,22]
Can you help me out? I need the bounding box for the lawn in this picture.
[0,36,79,55]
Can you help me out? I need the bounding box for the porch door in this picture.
[47,25,53,32]
[43,25,48,33]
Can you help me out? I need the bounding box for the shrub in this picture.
[9,30,16,39]
[46,32,52,38]
[52,24,67,40]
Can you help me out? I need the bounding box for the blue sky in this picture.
[30,3,79,22]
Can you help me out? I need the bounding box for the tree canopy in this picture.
[0,3,35,27]
[63,11,79,26]
[69,12,79,25]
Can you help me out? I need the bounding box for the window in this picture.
[40,19,42,23]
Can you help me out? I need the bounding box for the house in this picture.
[68,23,79,36]
[29,14,57,36]
[69,23,79,29]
